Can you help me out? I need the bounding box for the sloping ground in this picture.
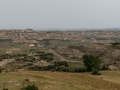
[58,44,120,69]
[93,71,120,84]
[0,71,120,90]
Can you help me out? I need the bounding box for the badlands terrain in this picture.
[0,29,120,90]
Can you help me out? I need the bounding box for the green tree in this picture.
[83,54,102,75]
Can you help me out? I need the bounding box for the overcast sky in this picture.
[0,0,120,30]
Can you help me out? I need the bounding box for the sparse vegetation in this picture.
[111,42,120,46]
[0,30,120,89]
[101,65,109,70]
[29,61,69,72]
[21,84,38,90]
[0,71,120,90]
[74,67,86,72]
[3,88,8,90]
[0,68,2,73]
[0,39,13,42]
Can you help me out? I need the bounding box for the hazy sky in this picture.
[0,0,120,30]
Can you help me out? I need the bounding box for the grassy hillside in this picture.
[0,71,120,90]
[93,71,120,84]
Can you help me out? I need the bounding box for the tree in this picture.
[83,54,102,75]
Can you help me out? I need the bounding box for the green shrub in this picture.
[74,67,86,73]
[54,61,69,67]
[39,53,54,62]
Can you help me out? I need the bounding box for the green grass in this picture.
[0,71,120,90]
[47,40,89,48]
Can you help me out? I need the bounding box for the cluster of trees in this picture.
[0,39,13,42]
[0,51,54,63]
[16,55,36,63]
[29,53,102,75]
[39,53,54,62]
[54,61,68,67]
[0,54,14,61]
[74,67,86,72]
[54,61,69,72]
[41,39,50,45]
[0,54,27,61]
[29,61,69,72]
[36,51,54,62]
[0,49,102,75]
[111,42,120,46]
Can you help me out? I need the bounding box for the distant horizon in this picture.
[0,27,120,31]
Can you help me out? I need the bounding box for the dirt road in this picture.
[49,49,82,63]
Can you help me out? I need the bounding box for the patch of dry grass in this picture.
[92,71,120,84]
[0,71,120,90]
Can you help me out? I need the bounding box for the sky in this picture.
[0,0,120,30]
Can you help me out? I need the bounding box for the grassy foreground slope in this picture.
[0,71,120,90]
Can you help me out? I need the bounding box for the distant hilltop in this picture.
[0,30,120,44]
[25,28,34,32]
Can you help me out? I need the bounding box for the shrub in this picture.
[39,53,54,62]
[92,70,101,75]
[3,88,8,90]
[101,65,109,70]
[54,61,69,67]
[111,42,120,46]
[0,68,2,73]
[74,67,86,73]
[21,84,38,90]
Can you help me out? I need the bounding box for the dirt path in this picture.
[49,49,82,63]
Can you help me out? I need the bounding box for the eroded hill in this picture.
[57,43,120,70]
